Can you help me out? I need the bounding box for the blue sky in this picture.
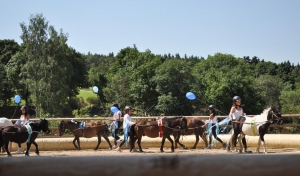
[1,0,300,64]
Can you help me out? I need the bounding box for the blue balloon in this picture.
[110,106,118,113]
[186,92,196,100]
[14,95,21,104]
[92,86,99,93]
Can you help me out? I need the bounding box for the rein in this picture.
[136,124,185,131]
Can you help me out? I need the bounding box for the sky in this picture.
[1,0,300,64]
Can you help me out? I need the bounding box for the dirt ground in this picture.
[2,146,300,157]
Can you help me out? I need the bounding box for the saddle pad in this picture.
[24,123,32,143]
[242,116,259,136]
[157,119,163,138]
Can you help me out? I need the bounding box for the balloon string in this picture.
[11,104,19,119]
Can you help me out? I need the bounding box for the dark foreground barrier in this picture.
[1,154,299,176]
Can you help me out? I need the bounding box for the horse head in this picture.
[180,117,188,132]
[58,120,65,136]
[39,118,51,134]
[269,107,283,125]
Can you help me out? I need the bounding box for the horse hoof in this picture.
[160,150,164,153]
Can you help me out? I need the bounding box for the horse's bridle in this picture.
[270,110,282,124]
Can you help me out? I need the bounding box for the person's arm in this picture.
[229,107,235,121]
[242,108,245,116]
[125,115,135,125]
[209,113,214,120]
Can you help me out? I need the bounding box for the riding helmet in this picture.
[208,105,216,110]
[20,105,28,111]
[232,96,242,101]
[112,103,119,109]
[125,106,132,110]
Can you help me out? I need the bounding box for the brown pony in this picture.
[173,117,208,149]
[58,120,112,150]
[130,116,188,152]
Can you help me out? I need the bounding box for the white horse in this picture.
[232,107,283,154]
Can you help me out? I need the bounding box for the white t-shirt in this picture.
[232,108,243,120]
[123,114,135,129]
[210,114,217,124]
[113,110,122,121]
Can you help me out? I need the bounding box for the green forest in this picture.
[1,14,300,118]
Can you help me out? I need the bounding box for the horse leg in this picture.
[238,134,245,153]
[4,141,12,157]
[72,137,79,150]
[191,134,199,149]
[201,132,209,149]
[160,137,166,152]
[94,135,101,150]
[137,136,143,152]
[166,135,175,152]
[103,135,112,150]
[174,132,186,149]
[77,137,81,150]
[256,137,261,153]
[173,133,178,149]
[260,134,267,154]
[32,141,39,155]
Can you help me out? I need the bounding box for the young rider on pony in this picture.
[14,105,30,153]
[202,105,227,149]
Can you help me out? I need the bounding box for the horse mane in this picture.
[259,107,272,116]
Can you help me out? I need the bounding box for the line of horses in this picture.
[0,107,283,157]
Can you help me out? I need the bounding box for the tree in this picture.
[20,14,72,117]
[152,59,195,115]
[192,53,265,115]
[254,75,283,107]
[0,40,20,105]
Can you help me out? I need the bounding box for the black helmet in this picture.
[112,104,119,109]
[125,106,132,110]
[20,105,28,111]
[208,105,216,110]
[233,96,241,101]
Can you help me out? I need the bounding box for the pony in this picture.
[130,116,188,152]
[230,107,283,154]
[173,117,208,149]
[58,120,112,150]
[0,119,50,156]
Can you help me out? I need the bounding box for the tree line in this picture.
[1,14,300,119]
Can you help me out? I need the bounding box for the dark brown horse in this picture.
[130,116,188,152]
[1,119,50,156]
[58,120,112,150]
[173,117,208,149]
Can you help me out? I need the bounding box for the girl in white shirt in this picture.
[112,104,122,149]
[115,106,136,152]
[227,96,250,153]
[15,106,30,153]
[202,105,226,149]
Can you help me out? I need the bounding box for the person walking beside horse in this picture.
[202,105,227,149]
[226,96,251,153]
[114,106,136,152]
[111,104,122,149]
